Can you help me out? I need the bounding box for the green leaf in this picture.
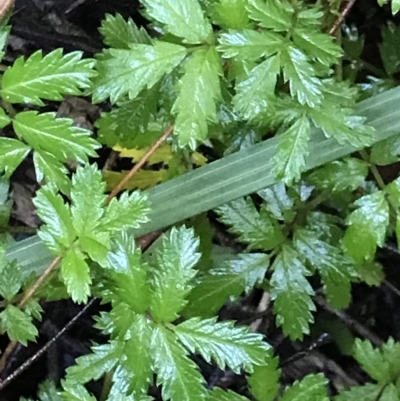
[247,0,292,31]
[281,374,328,401]
[61,247,91,304]
[294,228,355,309]
[36,380,63,401]
[70,164,107,237]
[343,191,389,264]
[92,41,187,103]
[150,227,200,322]
[353,338,400,383]
[33,151,71,195]
[0,304,38,345]
[66,342,121,384]
[208,388,251,401]
[310,107,375,148]
[33,184,76,254]
[257,183,296,222]
[358,261,385,287]
[293,29,341,66]
[379,23,400,75]
[392,0,400,14]
[270,244,315,340]
[335,383,384,401]
[0,17,11,61]
[150,326,207,401]
[122,314,154,395]
[272,115,311,184]
[307,158,368,193]
[0,259,22,301]
[13,111,99,163]
[370,135,400,166]
[0,138,30,178]
[233,55,280,120]
[175,317,270,373]
[1,49,95,106]
[142,0,212,44]
[172,47,222,148]
[100,191,150,232]
[212,0,250,29]
[61,380,97,401]
[99,13,151,49]
[248,355,281,401]
[0,107,11,128]
[215,197,284,250]
[107,233,151,314]
[280,45,322,107]
[217,29,283,61]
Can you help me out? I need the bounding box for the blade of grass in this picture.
[7,86,400,277]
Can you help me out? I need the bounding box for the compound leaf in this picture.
[150,227,200,322]
[142,0,213,44]
[92,41,187,103]
[172,47,222,148]
[281,374,328,401]
[150,326,207,401]
[0,138,30,178]
[1,49,95,106]
[175,317,270,372]
[270,244,315,340]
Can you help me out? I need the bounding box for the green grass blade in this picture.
[7,86,400,276]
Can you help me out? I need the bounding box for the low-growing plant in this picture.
[1,0,400,400]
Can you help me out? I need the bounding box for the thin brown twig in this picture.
[107,125,174,201]
[328,0,357,35]
[0,125,174,377]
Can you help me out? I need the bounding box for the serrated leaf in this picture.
[343,191,389,264]
[175,317,270,372]
[61,247,91,304]
[0,304,38,345]
[97,93,159,148]
[353,338,400,384]
[1,49,95,106]
[122,314,154,395]
[70,164,107,236]
[33,184,76,254]
[209,388,251,401]
[99,191,150,232]
[172,47,222,148]
[272,115,311,184]
[107,233,150,314]
[233,55,280,120]
[0,259,22,301]
[310,107,375,148]
[61,380,97,401]
[217,29,283,61]
[334,383,383,401]
[281,374,328,401]
[247,0,292,31]
[293,29,341,66]
[215,197,284,250]
[150,227,200,322]
[142,0,212,44]
[79,233,110,266]
[294,229,355,309]
[358,261,385,287]
[92,41,187,103]
[150,326,207,401]
[36,380,63,401]
[212,0,250,29]
[280,45,322,107]
[248,356,281,401]
[33,151,71,194]
[66,342,121,384]
[13,111,99,163]
[370,135,400,166]
[307,158,368,193]
[0,138,30,178]
[0,17,11,61]
[379,23,400,75]
[99,13,151,49]
[0,107,11,128]
[270,244,315,340]
[257,182,296,222]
